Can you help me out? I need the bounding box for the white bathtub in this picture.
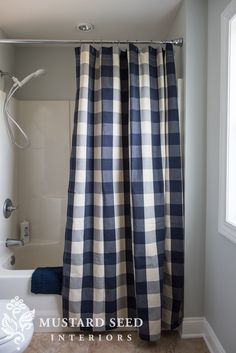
[0,243,137,334]
[0,242,64,332]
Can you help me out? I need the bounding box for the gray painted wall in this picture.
[183,0,207,318]
[0,30,15,92]
[15,46,76,100]
[167,1,185,79]
[206,1,236,352]
[169,0,207,318]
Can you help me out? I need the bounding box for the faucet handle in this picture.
[3,199,18,218]
[7,205,17,212]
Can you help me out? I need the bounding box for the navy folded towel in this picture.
[31,267,63,295]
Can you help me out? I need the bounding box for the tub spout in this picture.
[6,238,24,247]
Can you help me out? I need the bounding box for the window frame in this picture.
[219,0,236,244]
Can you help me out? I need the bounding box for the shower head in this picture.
[34,69,46,77]
[17,69,46,87]
[2,68,46,149]
[1,68,46,88]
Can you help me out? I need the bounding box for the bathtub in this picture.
[0,242,64,332]
[0,243,138,336]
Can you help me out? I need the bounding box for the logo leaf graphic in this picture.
[19,310,35,331]
[1,313,17,336]
[1,297,35,349]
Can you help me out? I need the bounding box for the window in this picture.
[219,1,236,243]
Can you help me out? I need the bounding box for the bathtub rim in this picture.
[0,240,62,276]
[0,250,34,277]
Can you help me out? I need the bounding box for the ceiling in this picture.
[0,0,182,40]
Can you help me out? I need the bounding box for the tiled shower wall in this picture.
[17,100,75,244]
[0,91,18,246]
[16,82,183,245]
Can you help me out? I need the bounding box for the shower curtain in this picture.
[62,44,184,341]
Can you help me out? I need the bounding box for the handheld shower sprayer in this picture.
[0,68,46,149]
[15,69,46,88]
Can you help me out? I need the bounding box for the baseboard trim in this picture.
[182,317,226,353]
[204,320,226,353]
[181,317,205,338]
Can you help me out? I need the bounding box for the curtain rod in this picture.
[0,38,183,47]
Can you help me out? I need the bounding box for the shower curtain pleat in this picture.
[62,44,184,341]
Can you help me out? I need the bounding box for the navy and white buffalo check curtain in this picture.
[63,44,184,341]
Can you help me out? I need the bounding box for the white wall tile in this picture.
[0,91,18,245]
[17,100,70,243]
